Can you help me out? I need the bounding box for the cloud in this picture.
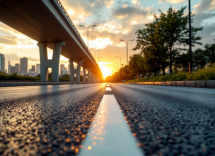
[0,37,17,45]
[112,6,149,18]
[158,0,185,4]
[105,0,114,8]
[193,13,215,26]
[196,23,215,46]
[0,22,36,50]
[194,0,215,13]
[122,4,128,8]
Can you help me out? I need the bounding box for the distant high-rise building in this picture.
[8,61,11,74]
[36,64,40,75]
[20,57,28,73]
[15,63,20,73]
[60,64,65,76]
[11,66,15,74]
[32,65,35,72]
[0,53,5,73]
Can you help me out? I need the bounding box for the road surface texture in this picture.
[0,84,105,156]
[111,84,215,156]
[1,83,215,156]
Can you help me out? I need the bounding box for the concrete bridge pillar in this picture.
[37,42,65,82]
[69,60,84,83]
[83,67,86,82]
[92,74,95,83]
[85,67,92,82]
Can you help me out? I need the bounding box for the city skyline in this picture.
[0,53,78,76]
[0,0,215,78]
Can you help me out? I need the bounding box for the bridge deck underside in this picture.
[0,0,99,73]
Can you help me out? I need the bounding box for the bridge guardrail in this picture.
[55,0,98,65]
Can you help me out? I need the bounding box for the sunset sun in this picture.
[100,66,113,79]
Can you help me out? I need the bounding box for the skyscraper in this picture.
[32,65,35,72]
[0,53,5,73]
[20,57,28,73]
[11,66,15,74]
[15,63,20,73]
[60,64,65,76]
[8,61,11,74]
[36,64,40,75]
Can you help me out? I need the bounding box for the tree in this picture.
[119,65,130,80]
[175,51,189,72]
[193,48,207,69]
[156,6,203,74]
[129,54,147,78]
[134,17,168,75]
[204,43,215,64]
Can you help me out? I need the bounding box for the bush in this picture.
[0,72,39,81]
[127,66,215,82]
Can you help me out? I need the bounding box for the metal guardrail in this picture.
[54,0,101,71]
[55,0,88,50]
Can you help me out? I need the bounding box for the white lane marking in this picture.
[78,95,143,156]
[105,87,112,91]
[107,84,110,86]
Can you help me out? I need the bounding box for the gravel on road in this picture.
[111,84,215,156]
[0,84,105,156]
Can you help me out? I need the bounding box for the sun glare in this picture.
[100,66,112,79]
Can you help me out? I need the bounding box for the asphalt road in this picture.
[1,84,215,156]
[111,84,215,156]
[0,84,105,156]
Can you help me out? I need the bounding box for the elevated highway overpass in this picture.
[0,0,103,82]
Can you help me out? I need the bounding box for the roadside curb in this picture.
[124,80,215,88]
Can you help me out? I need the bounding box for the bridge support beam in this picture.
[83,67,86,82]
[85,67,92,82]
[69,60,84,83]
[37,42,65,82]
[92,74,95,83]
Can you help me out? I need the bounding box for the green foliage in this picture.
[59,74,84,82]
[127,66,215,82]
[0,72,39,81]
[133,6,203,75]
[105,6,213,83]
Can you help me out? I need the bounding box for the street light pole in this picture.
[98,53,101,62]
[120,39,134,65]
[91,50,100,60]
[116,56,124,69]
[98,57,102,68]
[188,0,192,74]
[79,24,97,48]
[115,63,118,71]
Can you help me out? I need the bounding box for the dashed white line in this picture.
[105,87,112,91]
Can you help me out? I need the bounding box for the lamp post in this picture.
[120,39,134,65]
[115,56,124,69]
[91,49,100,60]
[113,66,116,73]
[188,0,192,74]
[79,24,97,48]
[115,63,119,71]
[98,57,102,68]
[97,53,102,62]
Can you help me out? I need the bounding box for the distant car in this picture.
[122,80,125,83]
